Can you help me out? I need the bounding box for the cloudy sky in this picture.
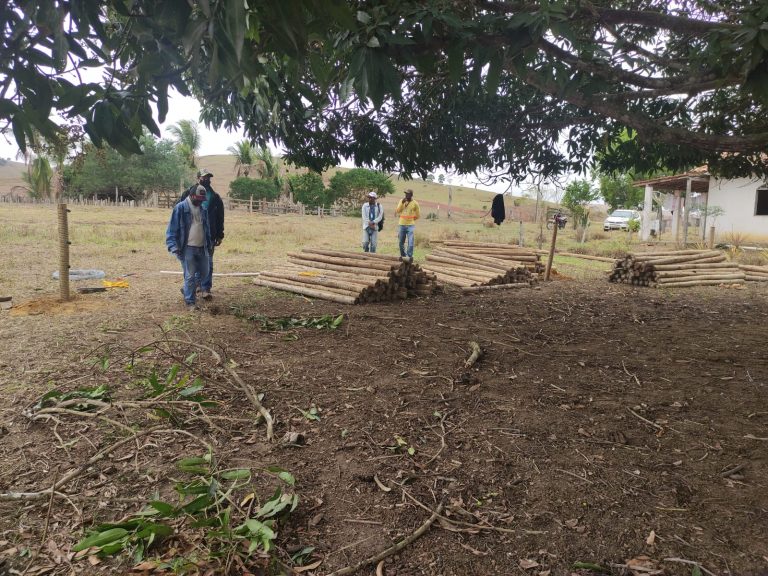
[0,90,514,193]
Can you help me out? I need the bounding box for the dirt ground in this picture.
[1,269,767,576]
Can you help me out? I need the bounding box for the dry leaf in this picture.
[539,571,551,576]
[294,559,323,573]
[373,474,392,492]
[88,555,102,566]
[565,518,579,528]
[133,561,158,571]
[519,559,540,570]
[646,530,656,546]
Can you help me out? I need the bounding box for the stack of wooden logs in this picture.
[422,241,542,290]
[609,250,746,287]
[253,249,439,304]
[739,264,768,282]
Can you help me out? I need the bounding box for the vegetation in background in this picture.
[288,172,330,208]
[229,177,280,202]
[167,120,201,169]
[598,173,644,212]
[328,168,394,212]
[227,140,254,178]
[63,135,188,200]
[562,179,599,239]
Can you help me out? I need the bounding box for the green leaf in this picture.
[182,494,213,514]
[220,468,251,480]
[72,528,129,552]
[267,466,296,486]
[148,501,177,516]
[692,566,703,576]
[178,382,204,397]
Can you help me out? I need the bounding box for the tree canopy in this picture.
[64,135,187,199]
[3,1,768,182]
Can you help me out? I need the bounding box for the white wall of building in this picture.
[707,177,768,238]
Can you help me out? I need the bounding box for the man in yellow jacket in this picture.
[395,188,420,258]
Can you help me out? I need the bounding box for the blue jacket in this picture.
[166,199,212,255]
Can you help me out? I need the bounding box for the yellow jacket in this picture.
[395,199,420,225]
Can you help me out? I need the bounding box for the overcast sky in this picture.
[0,90,515,193]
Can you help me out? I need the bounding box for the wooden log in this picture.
[287,258,392,277]
[302,248,402,262]
[653,268,741,278]
[639,251,724,265]
[437,247,534,267]
[260,271,373,291]
[252,278,358,304]
[745,275,768,282]
[461,283,530,293]
[430,272,476,287]
[281,263,391,280]
[258,275,363,297]
[443,240,528,249]
[288,252,395,272]
[426,254,509,274]
[652,261,737,271]
[738,264,768,274]
[656,273,745,283]
[422,265,497,284]
[631,250,710,259]
[656,279,745,288]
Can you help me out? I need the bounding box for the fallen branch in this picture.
[163,339,274,442]
[0,426,163,501]
[627,407,663,431]
[326,502,444,576]
[663,557,717,576]
[464,341,482,368]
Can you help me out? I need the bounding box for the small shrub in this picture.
[721,231,752,249]
[425,212,439,220]
[414,233,431,248]
[436,229,462,241]
[733,250,767,266]
[589,230,608,241]
[230,177,280,201]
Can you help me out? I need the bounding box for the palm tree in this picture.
[12,154,53,199]
[167,120,201,169]
[253,146,280,181]
[226,140,254,177]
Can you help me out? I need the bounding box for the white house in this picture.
[634,169,768,242]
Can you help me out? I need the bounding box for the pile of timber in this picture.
[609,250,746,287]
[739,264,768,282]
[253,248,439,304]
[422,241,542,290]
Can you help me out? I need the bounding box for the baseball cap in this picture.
[197,169,213,178]
[368,192,377,198]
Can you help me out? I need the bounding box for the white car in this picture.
[603,209,640,231]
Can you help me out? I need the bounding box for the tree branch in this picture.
[512,64,768,152]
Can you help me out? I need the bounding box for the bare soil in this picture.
[1,275,767,576]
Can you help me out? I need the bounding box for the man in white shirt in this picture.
[361,191,384,253]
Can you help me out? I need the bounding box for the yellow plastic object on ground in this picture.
[102,280,130,288]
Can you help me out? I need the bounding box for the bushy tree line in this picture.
[62,135,188,200]
[229,167,394,210]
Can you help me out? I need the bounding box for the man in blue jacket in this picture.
[177,169,224,299]
[166,185,212,310]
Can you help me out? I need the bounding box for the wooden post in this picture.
[519,221,524,247]
[544,217,558,281]
[682,178,691,246]
[640,184,653,240]
[708,226,715,249]
[671,190,681,244]
[57,203,70,301]
[249,197,253,213]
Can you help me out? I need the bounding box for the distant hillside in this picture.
[0,152,538,217]
[0,160,26,196]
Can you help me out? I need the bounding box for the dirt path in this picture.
[1,276,767,575]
